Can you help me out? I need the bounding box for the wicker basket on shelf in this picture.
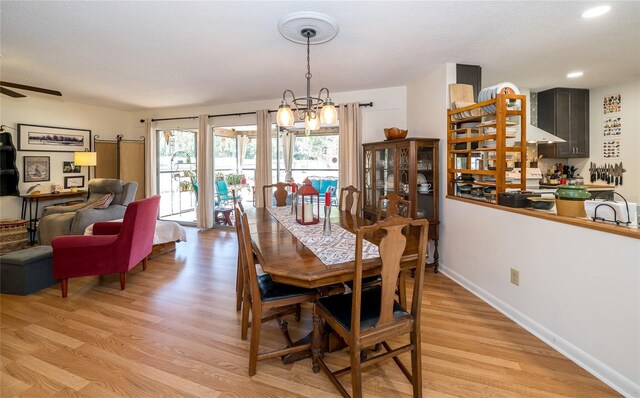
[0,219,28,254]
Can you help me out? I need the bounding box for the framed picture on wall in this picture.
[64,176,85,189]
[63,161,81,173]
[23,156,50,182]
[17,124,91,152]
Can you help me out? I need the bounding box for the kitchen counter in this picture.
[537,183,615,191]
[447,195,640,239]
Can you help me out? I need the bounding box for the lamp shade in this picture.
[320,103,337,124]
[74,151,97,166]
[277,105,295,127]
[305,113,320,131]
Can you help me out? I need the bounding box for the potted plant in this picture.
[179,180,193,192]
[225,173,246,188]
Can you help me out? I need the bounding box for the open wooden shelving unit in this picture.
[447,93,527,200]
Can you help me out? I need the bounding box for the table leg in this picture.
[281,333,312,364]
[311,308,324,373]
[433,238,439,273]
[27,199,37,245]
[224,210,232,226]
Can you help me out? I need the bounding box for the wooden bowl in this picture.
[384,128,408,140]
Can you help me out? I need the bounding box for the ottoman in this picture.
[0,245,57,295]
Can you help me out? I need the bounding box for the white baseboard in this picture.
[439,264,639,398]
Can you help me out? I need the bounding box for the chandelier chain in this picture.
[305,34,312,80]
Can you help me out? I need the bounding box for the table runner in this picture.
[266,206,379,266]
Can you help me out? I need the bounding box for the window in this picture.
[289,131,339,182]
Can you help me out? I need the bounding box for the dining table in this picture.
[244,206,427,371]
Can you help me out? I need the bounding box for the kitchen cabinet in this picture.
[537,88,590,158]
[362,138,440,272]
[0,132,19,196]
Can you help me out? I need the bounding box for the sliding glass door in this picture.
[157,129,197,225]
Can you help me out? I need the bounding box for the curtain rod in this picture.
[150,102,373,122]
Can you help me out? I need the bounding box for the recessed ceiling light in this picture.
[582,5,611,18]
[567,71,584,78]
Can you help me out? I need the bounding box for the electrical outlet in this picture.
[511,268,520,286]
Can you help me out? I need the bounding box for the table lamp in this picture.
[74,150,97,190]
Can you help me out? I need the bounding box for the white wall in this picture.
[407,65,640,397]
[444,200,640,397]
[407,63,457,262]
[570,79,640,203]
[129,86,407,144]
[0,96,136,219]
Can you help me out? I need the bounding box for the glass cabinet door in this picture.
[363,148,373,209]
[416,144,435,219]
[398,145,410,199]
[375,146,395,211]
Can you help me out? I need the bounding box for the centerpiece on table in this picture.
[296,178,319,225]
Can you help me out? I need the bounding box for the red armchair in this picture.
[52,195,161,297]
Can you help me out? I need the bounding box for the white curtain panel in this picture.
[144,120,157,198]
[255,110,273,208]
[197,114,214,228]
[339,103,362,205]
[237,135,248,173]
[282,132,296,182]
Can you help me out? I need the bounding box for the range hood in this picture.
[525,124,566,143]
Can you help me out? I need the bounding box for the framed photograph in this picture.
[63,161,81,173]
[23,156,50,182]
[64,176,85,189]
[17,124,91,152]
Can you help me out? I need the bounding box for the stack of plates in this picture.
[477,82,520,114]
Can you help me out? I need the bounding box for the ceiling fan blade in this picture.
[0,81,62,96]
[0,87,26,98]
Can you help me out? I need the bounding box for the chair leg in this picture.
[410,330,423,397]
[248,305,262,376]
[350,344,363,398]
[142,257,148,271]
[398,270,408,309]
[60,278,68,298]
[235,257,243,312]
[120,272,126,290]
[241,289,251,341]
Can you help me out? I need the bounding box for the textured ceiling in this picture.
[1,1,638,111]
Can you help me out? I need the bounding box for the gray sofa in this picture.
[38,178,138,245]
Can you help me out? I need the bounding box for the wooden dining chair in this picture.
[262,182,290,207]
[235,205,318,376]
[233,191,245,312]
[375,193,413,308]
[339,185,362,214]
[376,193,412,220]
[313,215,429,397]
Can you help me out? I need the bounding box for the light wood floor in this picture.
[1,227,620,397]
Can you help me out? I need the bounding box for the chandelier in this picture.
[276,23,338,135]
